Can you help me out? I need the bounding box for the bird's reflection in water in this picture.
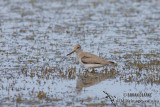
[76,69,117,91]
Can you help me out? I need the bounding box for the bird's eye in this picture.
[77,47,80,49]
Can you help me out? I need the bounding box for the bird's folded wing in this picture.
[81,56,107,65]
[80,52,114,65]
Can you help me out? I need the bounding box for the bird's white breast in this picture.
[83,64,104,68]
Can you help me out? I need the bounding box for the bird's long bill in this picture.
[67,50,75,56]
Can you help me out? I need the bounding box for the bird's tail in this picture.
[109,61,117,66]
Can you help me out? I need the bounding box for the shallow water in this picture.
[0,0,160,106]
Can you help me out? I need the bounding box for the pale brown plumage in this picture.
[67,44,116,69]
[79,52,114,65]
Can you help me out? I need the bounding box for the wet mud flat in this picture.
[0,0,160,106]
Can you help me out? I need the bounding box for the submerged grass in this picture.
[0,0,160,106]
[37,91,46,99]
[119,52,160,84]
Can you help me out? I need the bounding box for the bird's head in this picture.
[67,44,81,56]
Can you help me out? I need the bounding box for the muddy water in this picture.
[0,0,160,106]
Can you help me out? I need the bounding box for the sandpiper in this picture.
[67,44,116,69]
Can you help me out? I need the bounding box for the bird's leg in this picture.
[82,67,88,71]
[85,68,89,72]
[84,69,89,77]
[91,68,96,73]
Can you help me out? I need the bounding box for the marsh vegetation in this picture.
[0,0,160,106]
